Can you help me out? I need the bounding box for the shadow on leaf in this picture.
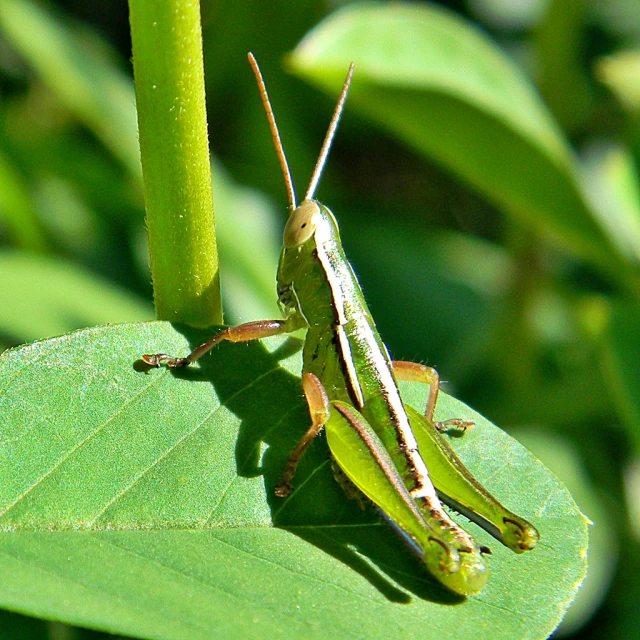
[157,323,465,605]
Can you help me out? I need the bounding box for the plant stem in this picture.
[128,0,221,326]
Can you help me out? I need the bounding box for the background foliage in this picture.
[0,0,639,638]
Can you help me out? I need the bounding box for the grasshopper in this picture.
[143,53,538,595]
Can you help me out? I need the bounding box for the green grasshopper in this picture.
[143,53,539,595]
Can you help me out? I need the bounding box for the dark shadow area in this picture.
[143,323,467,606]
[0,608,130,640]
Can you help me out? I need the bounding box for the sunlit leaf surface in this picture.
[0,322,587,639]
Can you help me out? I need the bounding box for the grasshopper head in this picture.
[283,200,322,248]
[283,199,342,250]
[276,199,344,322]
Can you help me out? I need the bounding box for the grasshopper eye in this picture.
[283,200,320,248]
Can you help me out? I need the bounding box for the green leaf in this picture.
[288,3,619,271]
[0,150,47,252]
[0,322,587,639]
[0,251,153,343]
[0,0,140,178]
[596,49,640,114]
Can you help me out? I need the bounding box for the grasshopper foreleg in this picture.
[142,319,294,368]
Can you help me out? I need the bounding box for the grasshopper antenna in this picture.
[248,52,297,212]
[304,63,354,202]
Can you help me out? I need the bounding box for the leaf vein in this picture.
[0,371,166,521]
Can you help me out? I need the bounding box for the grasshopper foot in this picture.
[274,481,293,498]
[435,418,475,435]
[141,354,190,368]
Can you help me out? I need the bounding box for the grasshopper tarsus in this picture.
[143,320,294,371]
[141,353,190,368]
[503,517,540,552]
[274,482,293,498]
[435,419,475,435]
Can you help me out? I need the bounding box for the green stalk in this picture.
[128,0,221,326]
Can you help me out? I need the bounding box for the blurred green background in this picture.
[1,0,639,637]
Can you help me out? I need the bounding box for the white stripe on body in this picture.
[313,209,438,502]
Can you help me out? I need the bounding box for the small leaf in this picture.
[0,322,587,639]
[596,49,640,114]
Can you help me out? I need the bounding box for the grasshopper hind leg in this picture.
[331,458,368,508]
[392,361,474,433]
